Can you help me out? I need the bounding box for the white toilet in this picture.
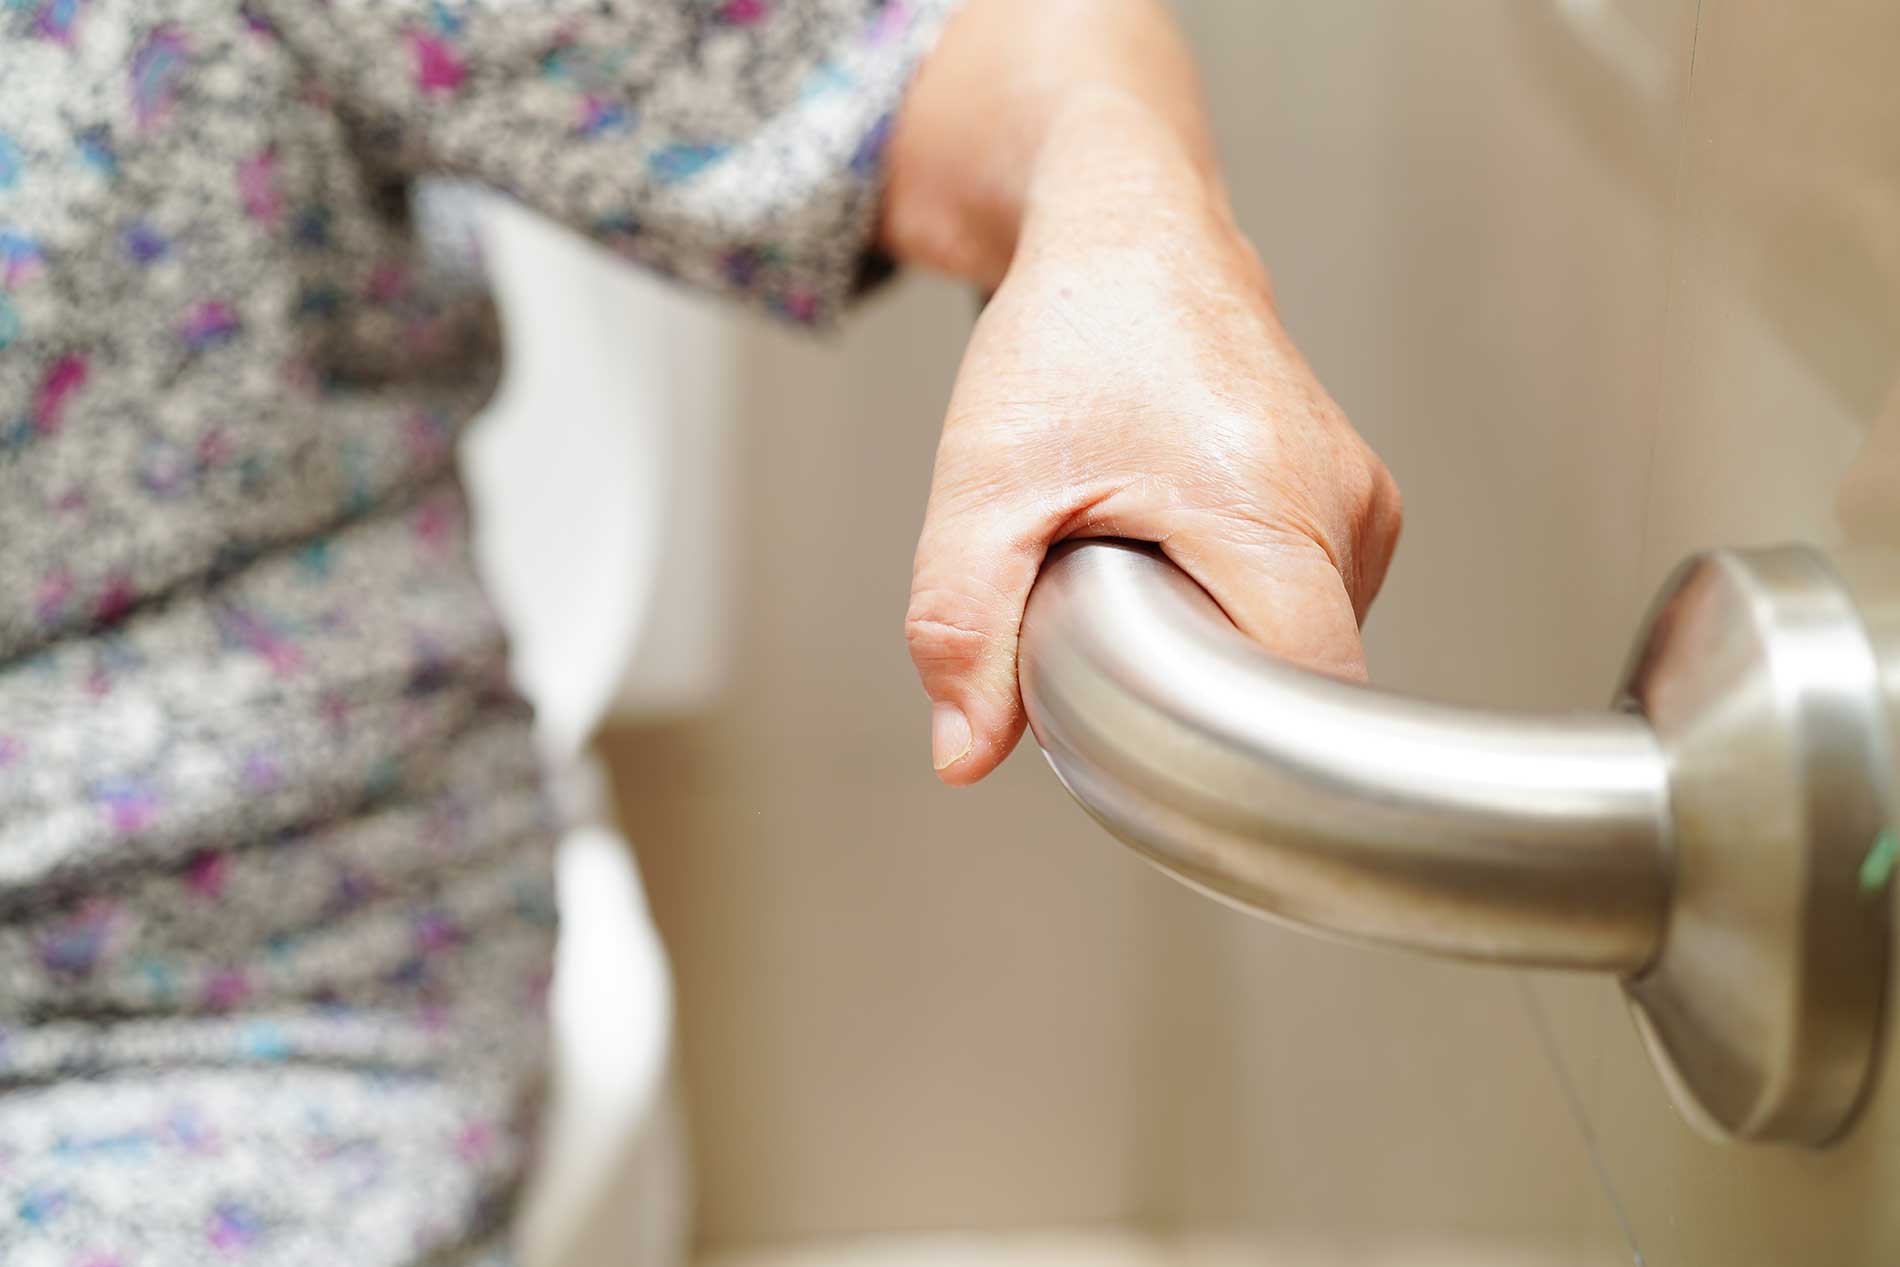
[458,193,740,1267]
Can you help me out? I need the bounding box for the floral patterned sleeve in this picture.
[261,0,964,325]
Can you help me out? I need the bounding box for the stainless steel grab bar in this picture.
[1018,540,1897,1146]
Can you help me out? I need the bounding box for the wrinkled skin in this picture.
[885,6,1402,783]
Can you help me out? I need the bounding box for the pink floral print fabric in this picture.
[0,0,958,1262]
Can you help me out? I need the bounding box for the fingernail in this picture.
[931,703,973,771]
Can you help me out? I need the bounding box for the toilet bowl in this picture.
[457,192,738,1267]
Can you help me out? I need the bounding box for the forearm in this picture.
[879,0,1228,291]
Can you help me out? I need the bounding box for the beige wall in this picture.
[606,0,1899,1261]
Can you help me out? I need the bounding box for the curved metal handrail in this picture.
[1017,540,1672,972]
[1016,538,1896,1145]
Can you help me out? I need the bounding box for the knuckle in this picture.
[1362,455,1403,550]
[1330,438,1400,551]
[905,615,989,669]
[904,589,1001,675]
[1338,441,1382,510]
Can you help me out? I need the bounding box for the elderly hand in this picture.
[884,4,1401,784]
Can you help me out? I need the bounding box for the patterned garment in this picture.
[0,1,957,1263]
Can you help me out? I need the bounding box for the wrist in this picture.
[882,83,1229,291]
[1017,87,1231,255]
[879,0,1225,292]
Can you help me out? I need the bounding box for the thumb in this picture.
[905,507,1045,786]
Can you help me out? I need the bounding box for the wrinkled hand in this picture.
[904,98,1402,784]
